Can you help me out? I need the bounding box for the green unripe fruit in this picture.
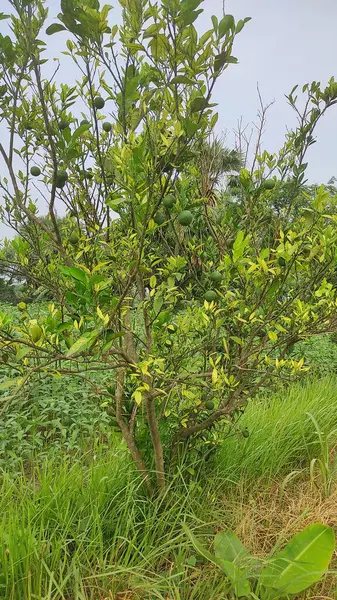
[205,400,215,411]
[278,257,286,267]
[55,170,68,189]
[103,121,112,132]
[29,323,42,343]
[242,428,250,438]
[263,179,276,190]
[204,290,218,302]
[163,194,175,209]
[17,302,27,311]
[69,231,79,246]
[30,166,41,177]
[154,212,166,225]
[177,210,193,226]
[80,119,90,126]
[94,96,105,110]
[59,119,70,130]
[210,271,223,283]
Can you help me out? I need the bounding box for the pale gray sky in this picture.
[1,0,337,237]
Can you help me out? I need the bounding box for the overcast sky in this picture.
[1,0,337,237]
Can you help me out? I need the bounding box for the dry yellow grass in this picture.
[221,479,337,599]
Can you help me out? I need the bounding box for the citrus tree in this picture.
[1,0,337,493]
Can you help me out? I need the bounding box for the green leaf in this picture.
[180,0,203,12]
[183,525,251,597]
[106,197,125,209]
[182,9,203,25]
[259,523,335,594]
[211,15,218,33]
[69,123,92,146]
[61,266,88,285]
[214,530,250,564]
[171,75,196,85]
[46,23,67,35]
[66,330,99,357]
[0,13,10,21]
[219,14,235,38]
[214,52,227,73]
[190,96,208,113]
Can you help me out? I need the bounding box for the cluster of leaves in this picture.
[0,0,337,491]
[292,334,337,377]
[0,374,113,470]
[184,523,335,598]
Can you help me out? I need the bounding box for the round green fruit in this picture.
[205,400,215,411]
[80,119,90,126]
[17,302,27,311]
[242,428,250,438]
[278,257,286,267]
[263,179,275,190]
[163,194,175,209]
[204,290,218,302]
[94,96,105,110]
[30,166,41,177]
[154,212,165,225]
[29,323,42,343]
[59,119,70,130]
[103,121,112,132]
[69,231,79,246]
[55,170,68,189]
[210,271,223,284]
[177,210,193,226]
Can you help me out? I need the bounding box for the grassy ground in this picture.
[1,377,337,599]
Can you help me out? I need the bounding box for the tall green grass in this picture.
[216,376,337,482]
[0,451,227,599]
[1,376,337,598]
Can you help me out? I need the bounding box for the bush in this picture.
[292,335,337,376]
[0,279,18,304]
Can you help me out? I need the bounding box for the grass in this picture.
[216,376,337,483]
[0,376,337,598]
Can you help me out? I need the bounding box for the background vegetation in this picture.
[0,0,337,598]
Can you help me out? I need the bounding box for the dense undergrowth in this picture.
[0,373,336,599]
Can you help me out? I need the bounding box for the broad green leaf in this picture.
[0,13,10,21]
[219,14,235,37]
[66,331,98,357]
[46,23,67,35]
[182,9,203,25]
[183,525,251,597]
[69,123,92,146]
[106,197,125,209]
[61,266,88,285]
[190,96,208,113]
[259,523,335,593]
[171,75,196,85]
[180,0,203,12]
[214,530,250,564]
